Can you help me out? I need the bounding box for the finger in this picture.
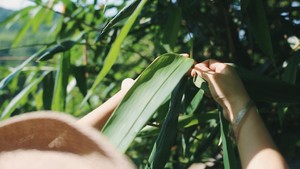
[197,59,219,70]
[121,78,135,90]
[194,63,211,72]
[192,69,215,82]
[209,62,228,73]
[191,69,196,77]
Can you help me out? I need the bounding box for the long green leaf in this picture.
[277,51,300,125]
[51,52,70,112]
[1,71,50,120]
[236,66,300,103]
[219,110,239,169]
[81,0,147,106]
[0,6,36,28]
[0,48,46,90]
[242,0,273,60]
[42,72,54,110]
[102,53,194,152]
[71,65,87,96]
[186,88,204,114]
[97,0,141,39]
[162,5,182,49]
[32,6,46,32]
[12,19,33,47]
[147,78,186,169]
[36,40,76,61]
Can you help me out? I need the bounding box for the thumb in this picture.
[121,78,135,90]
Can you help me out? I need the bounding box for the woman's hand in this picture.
[191,60,289,169]
[191,59,250,123]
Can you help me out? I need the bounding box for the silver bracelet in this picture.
[232,100,255,141]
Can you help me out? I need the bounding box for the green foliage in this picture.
[242,0,274,62]
[102,53,194,152]
[82,0,148,106]
[1,0,300,168]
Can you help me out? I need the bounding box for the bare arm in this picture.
[78,78,135,130]
[192,60,288,169]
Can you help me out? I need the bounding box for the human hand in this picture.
[191,59,250,123]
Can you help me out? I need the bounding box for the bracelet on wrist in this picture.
[230,99,255,142]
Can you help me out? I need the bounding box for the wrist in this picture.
[226,95,251,123]
[230,99,255,141]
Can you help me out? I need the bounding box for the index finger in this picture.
[198,59,227,73]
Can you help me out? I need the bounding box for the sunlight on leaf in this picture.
[102,53,194,152]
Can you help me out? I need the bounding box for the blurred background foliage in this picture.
[1,0,300,168]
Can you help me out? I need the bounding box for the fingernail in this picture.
[191,69,196,76]
[121,78,135,89]
[179,53,189,58]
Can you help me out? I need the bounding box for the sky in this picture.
[0,0,34,10]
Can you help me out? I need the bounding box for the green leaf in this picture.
[241,0,250,14]
[242,0,273,60]
[219,110,239,169]
[102,53,194,152]
[1,71,50,120]
[186,88,204,115]
[42,72,55,110]
[236,66,300,103]
[0,49,45,90]
[193,74,209,93]
[282,52,300,84]
[71,66,87,96]
[11,19,32,47]
[147,78,186,169]
[81,0,147,106]
[51,52,70,112]
[36,40,76,61]
[31,6,47,32]
[277,51,300,125]
[0,6,36,28]
[162,5,182,49]
[96,0,141,39]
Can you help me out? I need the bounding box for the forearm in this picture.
[77,89,128,130]
[235,106,288,169]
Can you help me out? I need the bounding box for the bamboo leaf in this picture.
[186,88,204,114]
[0,6,36,28]
[42,72,55,110]
[242,0,273,61]
[32,6,47,32]
[147,78,186,169]
[219,110,239,169]
[96,0,141,40]
[0,49,45,90]
[277,51,300,125]
[162,5,182,49]
[282,52,300,84]
[1,71,50,120]
[11,19,33,47]
[102,53,194,152]
[51,52,70,112]
[236,66,300,103]
[71,65,87,96]
[36,40,76,61]
[81,0,147,106]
